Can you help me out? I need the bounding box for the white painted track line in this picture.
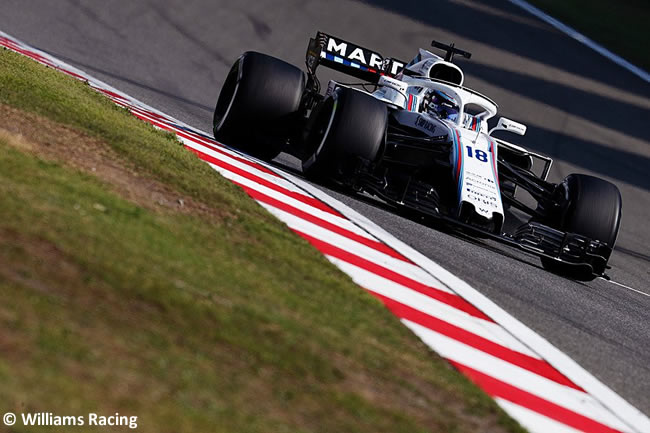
[507,0,650,83]
[601,279,650,298]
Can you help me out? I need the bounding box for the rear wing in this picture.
[306,31,406,83]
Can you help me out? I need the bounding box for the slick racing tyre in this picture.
[213,51,305,160]
[542,174,622,280]
[302,87,387,179]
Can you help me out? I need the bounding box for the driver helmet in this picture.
[423,89,460,122]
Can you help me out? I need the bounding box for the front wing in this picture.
[354,173,611,278]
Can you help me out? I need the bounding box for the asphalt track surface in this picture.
[2,0,649,418]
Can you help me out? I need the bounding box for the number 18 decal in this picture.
[466,145,488,162]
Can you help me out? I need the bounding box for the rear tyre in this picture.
[213,51,305,160]
[301,87,387,179]
[541,174,622,280]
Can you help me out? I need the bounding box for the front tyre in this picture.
[541,174,622,280]
[213,51,305,160]
[301,87,387,179]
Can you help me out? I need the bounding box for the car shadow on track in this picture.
[514,124,650,192]
[357,0,649,94]
[465,61,650,144]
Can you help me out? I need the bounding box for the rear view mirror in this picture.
[489,117,527,136]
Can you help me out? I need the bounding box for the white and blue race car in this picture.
[212,32,622,280]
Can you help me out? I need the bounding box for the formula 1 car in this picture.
[212,31,622,280]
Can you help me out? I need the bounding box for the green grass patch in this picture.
[0,48,524,432]
[527,0,649,72]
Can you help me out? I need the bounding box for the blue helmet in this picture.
[424,89,460,122]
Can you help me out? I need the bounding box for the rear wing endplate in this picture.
[306,31,406,83]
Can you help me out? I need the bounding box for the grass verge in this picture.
[0,48,524,433]
[527,0,650,72]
